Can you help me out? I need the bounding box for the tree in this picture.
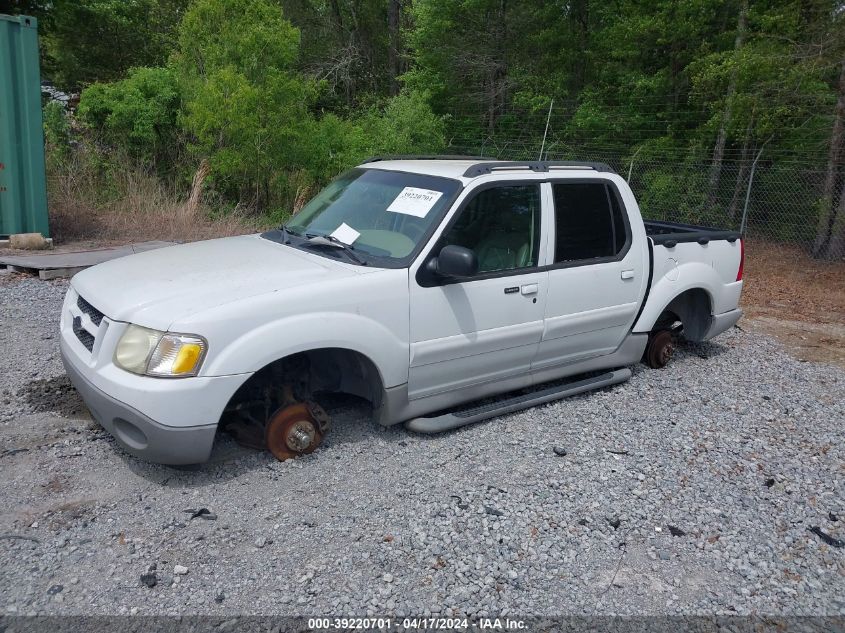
[77,66,181,166]
[814,55,845,259]
[38,0,189,90]
[25,0,845,255]
[387,0,402,96]
[302,89,447,183]
[357,89,446,155]
[706,0,748,207]
[689,1,836,233]
[174,0,317,210]
[407,0,542,138]
[0,1,50,17]
[278,0,393,107]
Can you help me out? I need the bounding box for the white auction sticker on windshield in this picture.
[330,222,360,245]
[387,187,444,218]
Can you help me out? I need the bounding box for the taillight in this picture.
[736,238,744,281]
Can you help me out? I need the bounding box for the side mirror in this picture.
[432,244,478,279]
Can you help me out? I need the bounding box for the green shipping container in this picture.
[0,14,49,237]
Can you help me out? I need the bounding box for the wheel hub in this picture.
[285,420,316,452]
[645,329,675,369]
[264,401,330,461]
[659,341,674,365]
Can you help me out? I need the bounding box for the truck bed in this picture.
[644,220,740,247]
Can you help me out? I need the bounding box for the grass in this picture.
[46,150,267,245]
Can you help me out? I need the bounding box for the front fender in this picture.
[202,312,409,388]
[633,260,722,333]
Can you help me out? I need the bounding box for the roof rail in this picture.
[361,154,493,164]
[462,160,615,178]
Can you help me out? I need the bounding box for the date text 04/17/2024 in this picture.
[307,617,528,630]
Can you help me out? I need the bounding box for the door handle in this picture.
[520,283,539,295]
[621,269,635,280]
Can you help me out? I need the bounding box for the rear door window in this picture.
[552,182,629,263]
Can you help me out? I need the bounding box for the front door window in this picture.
[441,185,541,274]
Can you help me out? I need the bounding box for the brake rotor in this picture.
[646,329,674,369]
[265,402,330,461]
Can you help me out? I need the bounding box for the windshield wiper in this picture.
[303,233,367,265]
[279,224,303,243]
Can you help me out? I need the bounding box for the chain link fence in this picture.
[622,155,828,250]
[445,136,843,260]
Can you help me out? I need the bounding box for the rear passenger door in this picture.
[533,179,647,370]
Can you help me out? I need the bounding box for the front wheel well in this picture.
[221,348,385,424]
[654,288,713,342]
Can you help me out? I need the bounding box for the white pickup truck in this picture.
[60,158,744,465]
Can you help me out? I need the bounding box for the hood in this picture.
[71,234,361,331]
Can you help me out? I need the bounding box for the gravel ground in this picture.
[0,274,843,618]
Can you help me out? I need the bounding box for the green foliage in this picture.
[32,0,845,248]
[65,0,447,216]
[171,0,446,213]
[42,101,71,164]
[689,37,834,149]
[40,0,189,90]
[358,90,447,155]
[174,0,300,85]
[174,0,316,209]
[407,0,841,162]
[77,66,181,166]
[303,90,447,182]
[406,0,542,143]
[279,0,397,108]
[301,113,367,183]
[181,64,315,200]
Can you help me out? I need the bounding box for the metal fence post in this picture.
[538,99,554,161]
[627,146,642,183]
[740,141,769,235]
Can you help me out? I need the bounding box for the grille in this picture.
[77,294,104,326]
[72,316,95,351]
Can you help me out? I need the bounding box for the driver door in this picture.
[408,183,549,400]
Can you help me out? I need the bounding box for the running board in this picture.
[404,368,632,434]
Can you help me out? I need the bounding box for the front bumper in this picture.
[61,345,218,465]
[59,285,253,464]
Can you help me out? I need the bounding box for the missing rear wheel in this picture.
[645,330,674,369]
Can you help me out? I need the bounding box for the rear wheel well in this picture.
[222,348,385,423]
[655,288,713,342]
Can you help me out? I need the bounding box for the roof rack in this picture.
[462,160,615,178]
[361,154,494,164]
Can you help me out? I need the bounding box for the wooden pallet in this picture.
[0,241,175,279]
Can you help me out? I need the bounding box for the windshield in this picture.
[283,168,462,264]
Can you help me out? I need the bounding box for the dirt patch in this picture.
[20,375,88,418]
[742,317,845,366]
[44,499,98,530]
[742,240,845,367]
[42,475,69,494]
[742,240,845,324]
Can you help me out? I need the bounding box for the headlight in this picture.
[114,325,207,378]
[114,325,162,374]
